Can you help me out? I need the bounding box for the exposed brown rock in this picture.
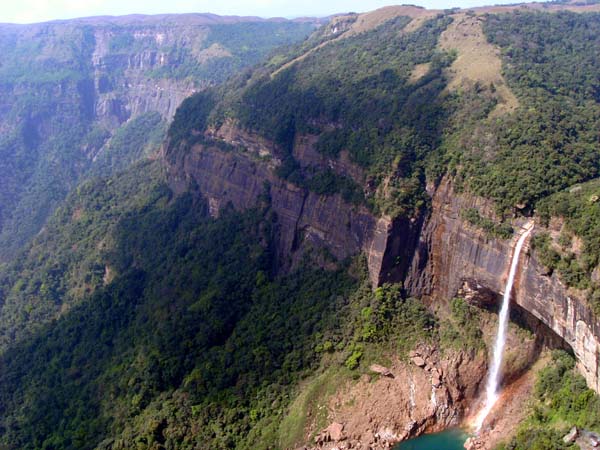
[464,436,485,450]
[303,348,488,450]
[369,364,394,378]
[327,422,345,441]
[292,135,364,183]
[315,422,346,445]
[576,430,600,450]
[166,124,421,283]
[412,356,426,367]
[563,426,579,444]
[458,279,499,309]
[166,136,379,273]
[167,115,600,417]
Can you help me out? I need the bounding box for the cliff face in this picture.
[406,177,600,392]
[0,16,318,260]
[168,129,600,391]
[168,141,375,271]
[89,25,202,127]
[166,124,422,284]
[519,250,600,391]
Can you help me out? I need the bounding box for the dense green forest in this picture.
[498,351,600,449]
[170,14,456,217]
[171,12,600,221]
[147,22,317,83]
[0,160,446,449]
[0,160,490,448]
[2,6,600,450]
[0,161,166,349]
[0,160,348,448]
[454,11,600,213]
[87,112,167,179]
[533,178,600,313]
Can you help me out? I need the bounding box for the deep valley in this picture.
[0,2,600,449]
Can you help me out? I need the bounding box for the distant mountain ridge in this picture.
[0,12,328,26]
[0,13,319,261]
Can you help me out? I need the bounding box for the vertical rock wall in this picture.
[406,177,600,392]
[166,121,600,392]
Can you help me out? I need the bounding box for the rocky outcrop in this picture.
[519,248,600,391]
[0,16,321,261]
[406,177,600,392]
[168,121,600,392]
[300,346,487,450]
[90,26,200,127]
[168,111,600,393]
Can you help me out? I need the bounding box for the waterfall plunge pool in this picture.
[394,429,469,450]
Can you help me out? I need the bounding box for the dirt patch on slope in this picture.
[439,14,519,116]
[295,346,487,450]
[195,43,232,63]
[409,63,431,83]
[344,6,438,36]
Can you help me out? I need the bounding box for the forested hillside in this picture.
[454,11,600,212]
[0,16,317,261]
[1,4,600,450]
[0,161,358,449]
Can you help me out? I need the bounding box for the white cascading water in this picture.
[473,222,534,432]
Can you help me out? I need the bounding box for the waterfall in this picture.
[473,222,534,432]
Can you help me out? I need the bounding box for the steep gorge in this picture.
[165,127,593,447]
[0,15,318,260]
[1,5,599,449]
[166,104,598,400]
[163,7,600,401]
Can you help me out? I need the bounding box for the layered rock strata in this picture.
[407,177,600,392]
[166,126,422,283]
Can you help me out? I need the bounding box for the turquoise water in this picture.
[394,429,469,450]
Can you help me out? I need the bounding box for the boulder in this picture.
[412,356,426,367]
[327,422,345,441]
[464,437,485,450]
[369,364,394,378]
[363,429,375,444]
[563,426,578,444]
